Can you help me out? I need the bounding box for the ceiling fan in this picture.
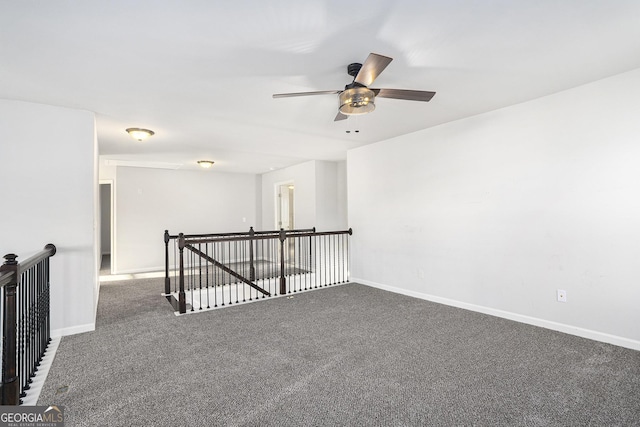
[273,53,436,121]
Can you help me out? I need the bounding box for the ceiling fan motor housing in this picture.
[347,62,363,77]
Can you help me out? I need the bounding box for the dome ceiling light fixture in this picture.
[126,128,155,141]
[197,160,215,169]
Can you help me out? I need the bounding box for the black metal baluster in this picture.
[292,236,297,293]
[302,235,306,291]
[319,234,323,288]
[328,234,332,285]
[336,234,340,284]
[18,268,25,399]
[241,240,246,303]
[213,241,218,308]
[198,244,203,310]
[302,236,307,291]
[340,233,345,283]
[205,243,210,309]
[20,268,27,399]
[296,236,301,292]
[325,235,329,287]
[313,235,317,289]
[28,266,35,389]
[271,236,276,296]
[228,239,231,305]
[190,248,195,312]
[36,262,43,370]
[220,241,226,307]
[235,240,239,304]
[264,238,269,298]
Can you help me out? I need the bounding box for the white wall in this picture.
[336,161,348,229]
[0,99,98,337]
[261,160,347,232]
[348,68,640,350]
[315,161,348,230]
[254,174,263,230]
[114,167,257,273]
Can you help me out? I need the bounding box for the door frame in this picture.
[274,180,294,230]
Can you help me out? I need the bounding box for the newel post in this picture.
[279,228,287,295]
[1,254,20,405]
[178,233,186,314]
[164,230,171,295]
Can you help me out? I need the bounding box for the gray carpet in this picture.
[38,279,640,426]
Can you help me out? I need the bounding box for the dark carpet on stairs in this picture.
[38,279,640,426]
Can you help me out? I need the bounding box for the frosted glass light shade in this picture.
[126,128,154,141]
[197,160,215,168]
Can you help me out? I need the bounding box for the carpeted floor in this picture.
[38,279,640,426]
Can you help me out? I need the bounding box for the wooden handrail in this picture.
[179,229,351,245]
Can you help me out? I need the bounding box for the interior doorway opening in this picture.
[99,182,113,275]
[276,182,294,230]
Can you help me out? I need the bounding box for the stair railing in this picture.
[163,228,351,314]
[163,227,314,296]
[0,244,56,405]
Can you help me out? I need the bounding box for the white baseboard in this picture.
[112,265,164,275]
[51,322,95,338]
[353,278,640,352]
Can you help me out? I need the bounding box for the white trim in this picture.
[51,322,95,338]
[354,278,640,351]
[100,270,165,282]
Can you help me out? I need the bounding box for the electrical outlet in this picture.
[557,289,567,303]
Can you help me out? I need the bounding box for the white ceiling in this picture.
[2,1,640,174]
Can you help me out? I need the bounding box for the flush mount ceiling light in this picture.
[197,160,215,169]
[338,87,376,115]
[126,128,154,141]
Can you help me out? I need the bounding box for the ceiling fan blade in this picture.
[334,112,349,121]
[354,53,393,87]
[371,88,436,102]
[273,90,341,98]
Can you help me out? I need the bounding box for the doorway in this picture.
[276,183,295,230]
[99,182,113,275]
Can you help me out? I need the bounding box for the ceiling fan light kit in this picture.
[273,53,435,122]
[339,87,375,115]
